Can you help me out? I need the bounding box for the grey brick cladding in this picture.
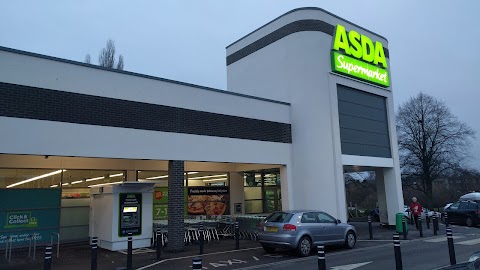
[0,82,292,143]
[226,19,389,66]
[168,160,185,252]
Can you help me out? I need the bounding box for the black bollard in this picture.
[446,227,456,265]
[402,216,407,240]
[44,245,52,270]
[368,216,373,240]
[235,222,239,250]
[199,223,204,255]
[193,257,202,269]
[393,233,403,270]
[127,233,133,270]
[317,245,326,270]
[444,212,450,227]
[418,216,423,237]
[433,215,438,236]
[426,214,430,229]
[156,229,161,260]
[91,237,98,270]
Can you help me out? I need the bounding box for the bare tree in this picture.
[84,39,125,70]
[84,53,91,64]
[116,54,124,70]
[98,39,116,68]
[397,92,475,203]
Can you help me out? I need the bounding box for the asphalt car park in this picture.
[2,222,480,269]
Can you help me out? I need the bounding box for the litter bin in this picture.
[396,213,408,233]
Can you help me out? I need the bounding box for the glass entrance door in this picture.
[264,187,281,212]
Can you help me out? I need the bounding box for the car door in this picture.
[456,202,470,223]
[446,202,460,223]
[316,212,342,243]
[300,212,323,243]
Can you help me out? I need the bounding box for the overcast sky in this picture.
[2,1,479,169]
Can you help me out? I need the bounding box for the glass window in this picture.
[264,173,280,186]
[469,203,479,210]
[244,172,261,187]
[459,202,470,210]
[317,212,336,223]
[449,202,460,210]
[0,168,62,189]
[265,212,293,223]
[301,213,318,223]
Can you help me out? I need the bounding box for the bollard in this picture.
[33,233,37,260]
[433,215,438,236]
[235,222,239,250]
[402,216,407,240]
[393,233,403,270]
[127,233,133,270]
[91,237,98,270]
[426,214,430,229]
[446,227,456,265]
[368,216,373,240]
[199,223,204,255]
[444,212,450,227]
[156,229,161,260]
[317,245,326,270]
[44,245,52,270]
[418,216,423,237]
[193,257,202,269]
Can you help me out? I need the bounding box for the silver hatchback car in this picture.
[258,210,356,256]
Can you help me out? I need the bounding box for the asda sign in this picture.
[331,25,390,87]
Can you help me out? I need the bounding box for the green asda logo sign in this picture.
[331,25,390,87]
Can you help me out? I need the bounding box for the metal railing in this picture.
[4,235,12,263]
[28,233,39,260]
[50,233,60,258]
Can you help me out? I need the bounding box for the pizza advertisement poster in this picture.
[187,187,230,216]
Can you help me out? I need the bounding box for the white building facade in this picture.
[0,8,403,250]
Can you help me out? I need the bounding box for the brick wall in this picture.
[0,82,292,143]
[167,160,185,252]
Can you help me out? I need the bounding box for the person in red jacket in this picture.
[410,197,423,229]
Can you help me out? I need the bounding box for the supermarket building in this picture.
[0,7,404,251]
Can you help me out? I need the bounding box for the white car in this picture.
[404,205,440,221]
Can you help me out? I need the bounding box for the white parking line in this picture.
[456,238,480,245]
[424,236,463,243]
[136,247,262,270]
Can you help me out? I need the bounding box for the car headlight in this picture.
[469,252,480,262]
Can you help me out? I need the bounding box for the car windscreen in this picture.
[265,212,293,223]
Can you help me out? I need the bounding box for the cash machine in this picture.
[89,182,154,251]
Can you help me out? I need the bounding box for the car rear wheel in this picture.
[466,217,474,227]
[296,236,312,257]
[344,231,356,249]
[262,245,276,254]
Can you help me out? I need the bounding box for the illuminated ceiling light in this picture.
[85,176,105,182]
[71,180,83,185]
[62,183,69,186]
[88,181,123,188]
[146,175,168,180]
[50,185,58,188]
[188,174,227,180]
[144,172,198,180]
[7,169,66,188]
[110,173,124,178]
[203,178,228,182]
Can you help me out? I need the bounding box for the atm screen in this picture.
[123,206,138,213]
